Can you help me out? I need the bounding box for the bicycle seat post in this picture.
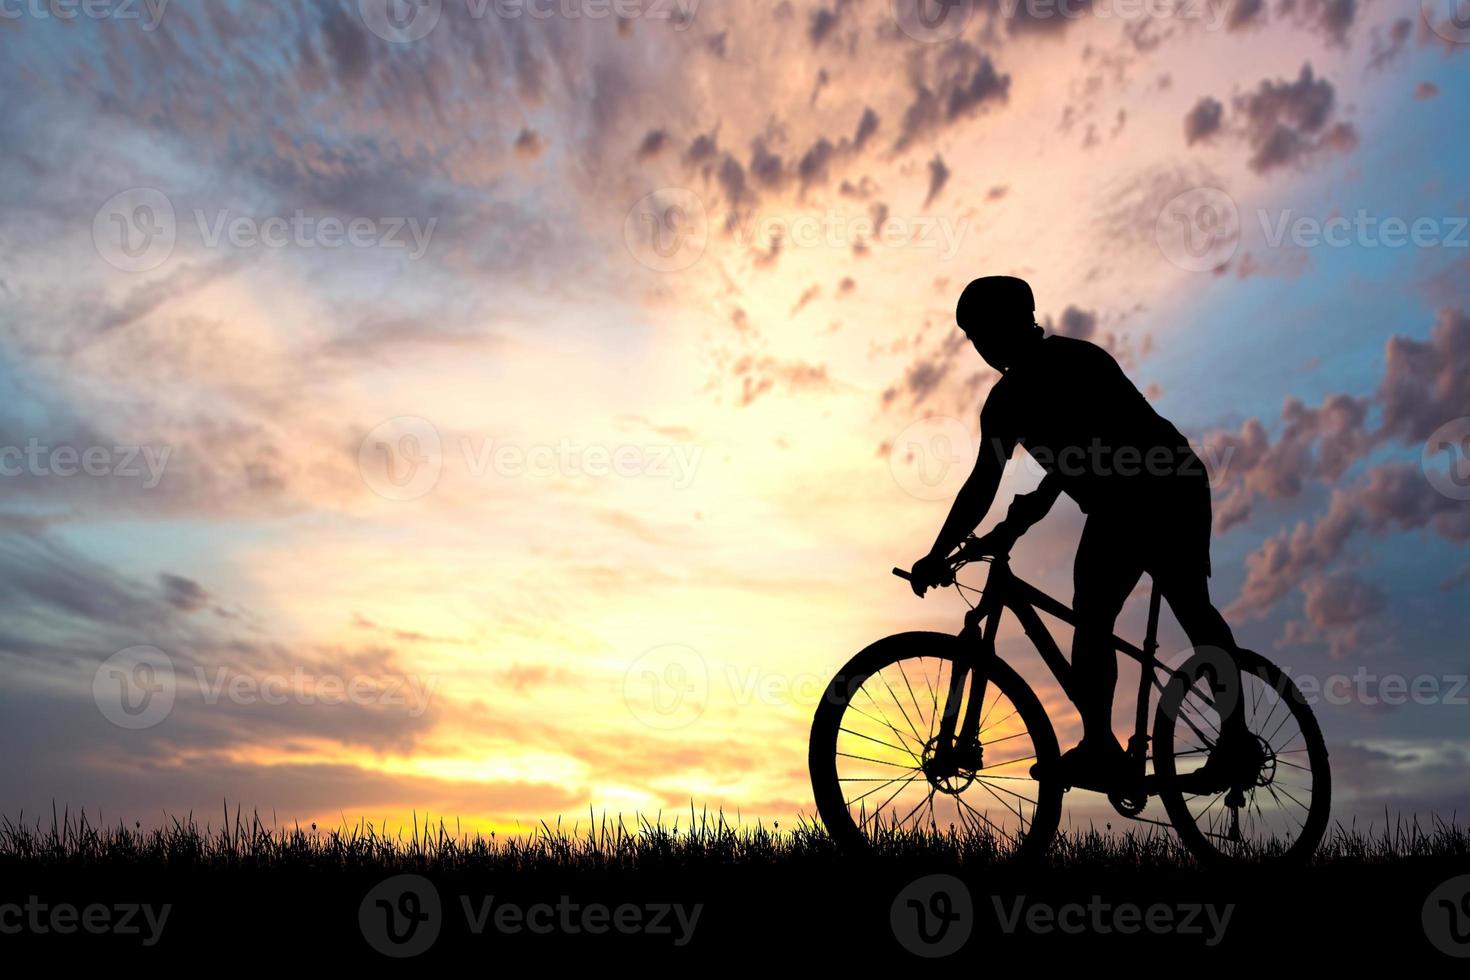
[1129,582,1164,761]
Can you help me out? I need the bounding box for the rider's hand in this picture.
[908,553,951,597]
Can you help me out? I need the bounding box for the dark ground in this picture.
[3,811,1467,965]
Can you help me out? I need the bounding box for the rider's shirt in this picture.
[980,335,1205,514]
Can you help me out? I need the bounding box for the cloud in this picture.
[730,356,835,407]
[1051,305,1099,340]
[1234,65,1357,173]
[1213,310,1470,635]
[1368,17,1414,71]
[1224,0,1266,30]
[1285,570,1385,658]
[158,573,211,614]
[1230,463,1470,621]
[513,128,546,160]
[894,42,1011,153]
[924,154,951,207]
[1374,309,1470,445]
[1184,97,1224,145]
[636,129,669,159]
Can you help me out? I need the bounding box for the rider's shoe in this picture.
[1175,726,1264,795]
[1029,736,1129,792]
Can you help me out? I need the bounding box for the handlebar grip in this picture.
[891,567,913,581]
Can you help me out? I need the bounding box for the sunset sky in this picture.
[1,0,1468,834]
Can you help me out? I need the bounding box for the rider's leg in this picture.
[1071,515,1143,750]
[1153,476,1250,743]
[1162,577,1251,739]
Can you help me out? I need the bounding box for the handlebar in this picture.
[894,535,1009,588]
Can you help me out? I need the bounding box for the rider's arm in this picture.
[990,471,1063,545]
[926,432,1011,560]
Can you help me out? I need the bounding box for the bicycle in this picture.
[808,534,1331,866]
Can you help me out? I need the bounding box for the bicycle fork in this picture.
[933,598,1002,773]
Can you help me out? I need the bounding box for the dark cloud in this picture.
[1231,463,1470,620]
[797,138,836,193]
[513,128,545,160]
[853,107,880,152]
[748,138,787,190]
[636,129,669,159]
[717,154,750,209]
[1368,18,1414,71]
[1183,97,1223,145]
[1290,570,1385,657]
[1225,0,1266,30]
[894,42,1010,153]
[924,154,951,207]
[1208,394,1371,532]
[1234,65,1357,173]
[1298,0,1358,46]
[686,131,721,168]
[1212,310,1470,630]
[159,573,211,614]
[1375,309,1470,445]
[809,6,839,46]
[1052,306,1098,340]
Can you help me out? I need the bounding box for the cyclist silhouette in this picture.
[908,275,1249,790]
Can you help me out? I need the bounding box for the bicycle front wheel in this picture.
[809,631,1062,861]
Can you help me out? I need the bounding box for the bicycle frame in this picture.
[932,558,1187,786]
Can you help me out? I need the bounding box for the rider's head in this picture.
[956,276,1044,372]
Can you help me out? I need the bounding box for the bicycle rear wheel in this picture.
[1153,647,1331,866]
[809,631,1062,861]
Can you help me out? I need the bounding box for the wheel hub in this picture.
[920,735,981,795]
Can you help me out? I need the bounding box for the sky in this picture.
[0,0,1467,835]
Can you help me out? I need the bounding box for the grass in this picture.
[3,804,1467,873]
